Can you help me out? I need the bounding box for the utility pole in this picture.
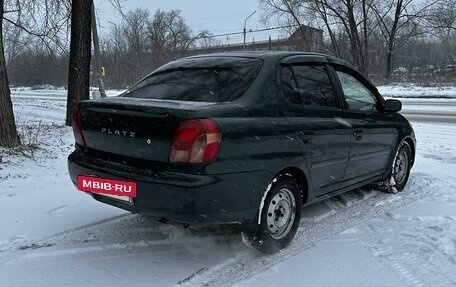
[91,2,107,98]
[243,11,256,50]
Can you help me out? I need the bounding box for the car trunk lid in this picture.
[78,97,217,164]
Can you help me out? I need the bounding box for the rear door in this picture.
[279,58,351,196]
[332,68,397,185]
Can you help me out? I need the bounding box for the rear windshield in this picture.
[122,57,263,102]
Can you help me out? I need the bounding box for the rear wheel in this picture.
[379,142,412,193]
[241,178,302,254]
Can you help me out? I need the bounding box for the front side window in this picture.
[336,71,378,112]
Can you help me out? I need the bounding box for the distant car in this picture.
[68,52,416,253]
[392,66,408,76]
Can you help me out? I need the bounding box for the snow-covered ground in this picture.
[1,86,455,286]
[10,86,125,102]
[378,84,456,98]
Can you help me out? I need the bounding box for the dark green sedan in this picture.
[68,51,416,253]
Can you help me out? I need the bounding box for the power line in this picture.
[187,12,255,21]
[205,24,301,39]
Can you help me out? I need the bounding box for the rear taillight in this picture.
[72,107,86,146]
[169,119,221,164]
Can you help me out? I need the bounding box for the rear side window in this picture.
[123,57,262,102]
[280,65,337,108]
[280,66,301,105]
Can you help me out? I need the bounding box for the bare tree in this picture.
[426,0,456,32]
[259,0,372,75]
[371,0,437,78]
[0,0,70,147]
[148,9,192,65]
[166,10,193,59]
[3,20,31,65]
[312,0,375,75]
[0,0,20,147]
[310,0,341,56]
[102,23,129,88]
[98,9,194,88]
[122,8,151,82]
[7,45,69,86]
[426,0,456,63]
[259,0,313,51]
[65,0,92,126]
[190,30,222,51]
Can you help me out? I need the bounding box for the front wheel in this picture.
[241,178,302,254]
[379,141,412,193]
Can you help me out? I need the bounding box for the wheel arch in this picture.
[272,166,311,205]
[402,136,416,168]
[256,166,310,226]
[388,136,416,174]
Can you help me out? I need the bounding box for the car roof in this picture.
[185,51,357,70]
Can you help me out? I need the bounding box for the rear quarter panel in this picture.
[187,56,305,178]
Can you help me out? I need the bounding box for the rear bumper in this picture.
[68,150,271,224]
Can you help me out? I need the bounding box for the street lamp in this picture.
[243,11,256,49]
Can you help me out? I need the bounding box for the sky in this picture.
[95,0,284,45]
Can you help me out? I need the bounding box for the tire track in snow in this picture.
[18,236,237,261]
[0,213,242,268]
[182,175,441,287]
[361,215,456,287]
[362,223,426,287]
[0,174,445,287]
[44,205,69,215]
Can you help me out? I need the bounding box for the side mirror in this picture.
[384,99,402,113]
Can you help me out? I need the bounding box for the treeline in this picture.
[260,0,456,80]
[100,9,201,88]
[8,48,69,87]
[6,3,456,88]
[8,9,200,89]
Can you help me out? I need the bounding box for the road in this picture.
[398,98,456,123]
[11,91,456,124]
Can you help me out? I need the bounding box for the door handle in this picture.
[361,118,376,124]
[353,130,364,141]
[298,132,314,143]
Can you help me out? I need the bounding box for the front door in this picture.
[334,70,397,185]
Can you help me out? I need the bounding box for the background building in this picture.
[188,25,324,55]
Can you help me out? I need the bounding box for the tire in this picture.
[241,178,302,254]
[380,141,412,193]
